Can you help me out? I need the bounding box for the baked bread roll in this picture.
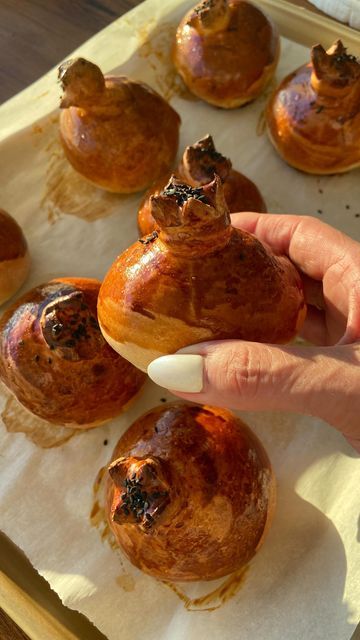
[58,58,181,192]
[266,40,360,174]
[98,176,306,371]
[106,402,276,581]
[137,134,266,236]
[0,278,145,427]
[0,209,30,305]
[173,0,280,108]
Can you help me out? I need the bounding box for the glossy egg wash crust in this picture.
[58,58,181,193]
[266,40,360,174]
[173,0,280,108]
[0,278,146,427]
[106,403,276,581]
[98,176,306,371]
[0,208,30,305]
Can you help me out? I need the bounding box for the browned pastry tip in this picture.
[188,0,232,34]
[58,58,181,193]
[0,278,146,427]
[58,57,105,108]
[106,402,276,581]
[173,0,280,108]
[0,209,30,306]
[311,40,360,86]
[266,40,360,174]
[137,135,266,236]
[99,176,305,372]
[180,134,232,184]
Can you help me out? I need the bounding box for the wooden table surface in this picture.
[0,0,350,639]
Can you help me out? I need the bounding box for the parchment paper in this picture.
[0,1,359,639]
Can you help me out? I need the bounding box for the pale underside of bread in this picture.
[64,161,144,194]
[6,383,138,429]
[185,58,278,109]
[267,125,360,175]
[99,311,212,372]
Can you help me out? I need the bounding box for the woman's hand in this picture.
[148,214,360,452]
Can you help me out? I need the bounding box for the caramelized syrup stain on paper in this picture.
[1,391,77,448]
[256,78,277,137]
[136,21,197,102]
[165,565,249,612]
[91,466,121,551]
[37,116,124,224]
[91,464,248,609]
[116,574,136,592]
[91,465,137,592]
[256,109,267,136]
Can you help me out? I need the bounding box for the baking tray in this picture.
[0,1,359,638]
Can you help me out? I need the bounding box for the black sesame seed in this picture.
[139,231,158,245]
[355,214,360,218]
[34,354,40,362]
[48,358,52,364]
[163,182,210,206]
[346,205,350,209]
[317,209,323,214]
[160,397,167,403]
[103,439,108,446]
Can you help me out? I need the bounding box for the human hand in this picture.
[148,213,360,452]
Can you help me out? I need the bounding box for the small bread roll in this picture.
[0,209,30,305]
[266,40,360,174]
[106,403,276,581]
[0,278,146,427]
[58,58,181,192]
[137,135,266,236]
[173,0,280,108]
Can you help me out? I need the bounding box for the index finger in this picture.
[231,212,357,281]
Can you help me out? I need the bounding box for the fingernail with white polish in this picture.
[147,354,204,392]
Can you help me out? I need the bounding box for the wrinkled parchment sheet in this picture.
[0,1,359,639]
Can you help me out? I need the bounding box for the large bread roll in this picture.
[106,402,276,581]
[0,278,145,427]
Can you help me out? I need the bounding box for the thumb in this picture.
[147,340,359,444]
